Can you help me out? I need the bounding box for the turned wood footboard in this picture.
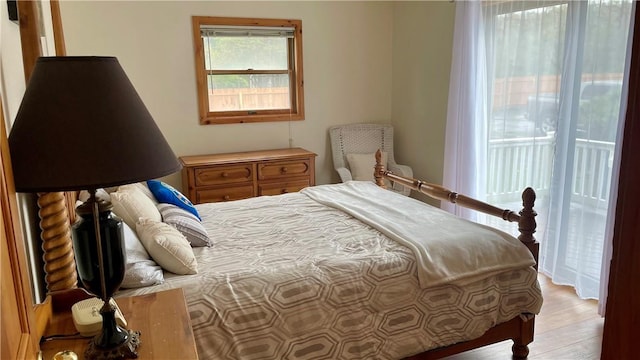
[374,149,539,359]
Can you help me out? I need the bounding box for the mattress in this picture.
[118,187,543,359]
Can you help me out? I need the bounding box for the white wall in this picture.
[59,1,394,189]
[391,1,454,204]
[0,0,26,124]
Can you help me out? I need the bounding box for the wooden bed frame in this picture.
[374,150,539,359]
[38,151,539,359]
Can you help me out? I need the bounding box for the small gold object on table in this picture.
[53,350,78,360]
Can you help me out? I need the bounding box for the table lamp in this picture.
[8,56,182,359]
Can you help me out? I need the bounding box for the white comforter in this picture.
[301,181,536,288]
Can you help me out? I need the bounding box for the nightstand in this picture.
[40,288,198,359]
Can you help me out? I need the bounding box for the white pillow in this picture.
[119,183,158,205]
[346,151,388,182]
[136,218,198,275]
[111,185,161,230]
[120,222,164,289]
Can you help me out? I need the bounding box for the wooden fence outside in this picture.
[208,87,290,111]
[492,74,624,110]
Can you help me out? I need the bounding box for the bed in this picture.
[44,151,542,359]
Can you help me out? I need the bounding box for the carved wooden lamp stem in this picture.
[37,192,78,292]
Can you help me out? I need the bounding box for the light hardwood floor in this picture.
[445,274,604,359]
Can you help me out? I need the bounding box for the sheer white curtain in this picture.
[444,0,634,301]
[442,0,488,220]
[598,1,635,315]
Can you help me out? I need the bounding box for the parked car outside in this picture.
[525,80,622,141]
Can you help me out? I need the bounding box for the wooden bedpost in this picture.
[374,150,387,189]
[512,189,538,359]
[518,187,539,267]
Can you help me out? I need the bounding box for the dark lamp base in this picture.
[85,329,141,360]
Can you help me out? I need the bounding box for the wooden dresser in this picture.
[180,148,316,204]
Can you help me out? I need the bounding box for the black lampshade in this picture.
[9,56,181,192]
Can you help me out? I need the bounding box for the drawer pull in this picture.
[281,167,288,173]
[281,189,289,194]
[223,195,230,201]
[221,172,229,178]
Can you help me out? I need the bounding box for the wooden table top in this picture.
[40,288,198,360]
[179,147,316,166]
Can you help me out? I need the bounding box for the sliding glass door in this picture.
[486,0,631,299]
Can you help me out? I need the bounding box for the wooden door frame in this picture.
[1,93,39,360]
[14,0,74,343]
[601,3,640,359]
[17,0,66,78]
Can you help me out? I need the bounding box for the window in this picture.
[192,16,304,125]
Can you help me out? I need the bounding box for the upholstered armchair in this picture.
[329,123,413,196]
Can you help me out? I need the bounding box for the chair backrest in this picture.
[329,123,396,171]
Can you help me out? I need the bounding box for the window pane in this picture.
[193,16,304,123]
[490,4,567,140]
[204,37,288,71]
[485,3,568,240]
[208,74,290,111]
[577,0,629,142]
[563,0,631,284]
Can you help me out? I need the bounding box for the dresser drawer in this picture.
[194,165,253,186]
[258,160,311,181]
[258,180,310,196]
[181,148,316,204]
[196,185,255,203]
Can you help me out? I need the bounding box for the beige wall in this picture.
[391,1,455,204]
[59,0,394,189]
[4,1,456,196]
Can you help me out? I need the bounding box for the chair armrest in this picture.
[388,163,413,179]
[387,163,413,196]
[335,167,353,182]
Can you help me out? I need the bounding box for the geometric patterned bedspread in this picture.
[118,191,543,359]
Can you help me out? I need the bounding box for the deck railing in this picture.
[487,135,555,203]
[572,139,615,208]
[487,135,615,207]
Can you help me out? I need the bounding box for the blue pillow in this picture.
[147,180,201,220]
